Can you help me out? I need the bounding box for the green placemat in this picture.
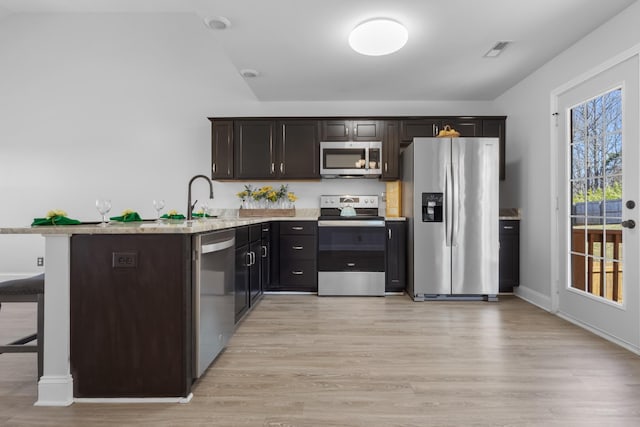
[110,212,142,222]
[161,213,186,220]
[32,215,81,226]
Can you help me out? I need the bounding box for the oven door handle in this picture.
[317,220,385,227]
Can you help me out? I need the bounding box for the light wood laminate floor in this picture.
[1,295,640,426]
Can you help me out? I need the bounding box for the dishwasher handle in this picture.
[201,237,235,254]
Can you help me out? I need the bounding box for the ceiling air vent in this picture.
[484,41,510,58]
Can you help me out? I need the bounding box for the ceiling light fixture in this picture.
[204,16,232,30]
[239,69,260,78]
[348,18,408,56]
[484,41,510,58]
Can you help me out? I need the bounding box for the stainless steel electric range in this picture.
[317,195,386,296]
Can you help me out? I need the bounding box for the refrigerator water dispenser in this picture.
[422,193,443,222]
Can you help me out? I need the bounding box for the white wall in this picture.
[0,12,495,278]
[494,1,640,309]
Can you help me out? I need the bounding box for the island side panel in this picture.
[70,234,192,398]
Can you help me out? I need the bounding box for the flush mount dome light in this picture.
[348,18,408,56]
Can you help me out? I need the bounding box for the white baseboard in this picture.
[514,285,552,312]
[556,311,640,356]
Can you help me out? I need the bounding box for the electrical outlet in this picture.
[112,252,138,268]
[37,257,44,267]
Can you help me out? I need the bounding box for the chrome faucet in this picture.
[187,175,214,220]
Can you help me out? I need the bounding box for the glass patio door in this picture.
[557,55,639,352]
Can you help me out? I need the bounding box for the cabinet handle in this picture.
[353,126,357,136]
[346,127,349,136]
[271,163,275,174]
[347,263,355,267]
[280,163,284,174]
[503,226,514,230]
[292,246,304,250]
[262,227,269,232]
[251,251,256,265]
[245,252,252,266]
[212,163,216,173]
[291,226,304,231]
[388,229,392,239]
[385,162,388,172]
[292,271,304,275]
[261,245,267,258]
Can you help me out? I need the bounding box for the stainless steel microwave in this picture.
[320,141,382,178]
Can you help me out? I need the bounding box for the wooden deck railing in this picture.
[571,227,623,302]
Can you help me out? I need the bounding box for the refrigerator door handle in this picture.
[445,162,453,247]
[452,160,460,247]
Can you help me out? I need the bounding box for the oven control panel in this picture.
[320,195,379,209]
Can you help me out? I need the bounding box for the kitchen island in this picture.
[0,215,318,406]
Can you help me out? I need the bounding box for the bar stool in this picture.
[0,273,44,379]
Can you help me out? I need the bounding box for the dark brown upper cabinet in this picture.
[441,118,483,137]
[381,120,400,181]
[223,119,320,180]
[277,120,320,179]
[211,116,506,181]
[399,118,443,143]
[210,119,234,179]
[321,120,383,141]
[234,120,277,179]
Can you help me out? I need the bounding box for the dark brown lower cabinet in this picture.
[499,220,520,292]
[235,225,263,323]
[385,221,406,292]
[275,221,317,292]
[70,234,192,398]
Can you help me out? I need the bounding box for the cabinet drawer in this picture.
[279,259,317,285]
[280,221,317,236]
[280,235,316,259]
[499,220,519,234]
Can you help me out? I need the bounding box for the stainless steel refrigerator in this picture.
[401,137,499,301]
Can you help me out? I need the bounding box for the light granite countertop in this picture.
[0,209,406,235]
[499,208,522,220]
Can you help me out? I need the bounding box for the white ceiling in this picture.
[0,0,636,102]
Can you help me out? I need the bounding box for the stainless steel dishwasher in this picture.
[192,229,235,378]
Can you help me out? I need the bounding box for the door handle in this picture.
[622,219,636,229]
